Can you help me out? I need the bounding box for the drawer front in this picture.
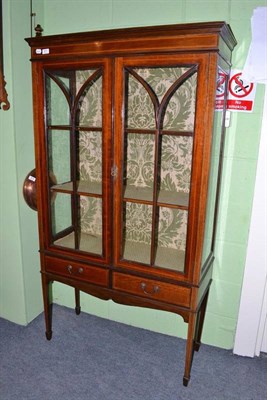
[45,256,108,287]
[113,273,191,307]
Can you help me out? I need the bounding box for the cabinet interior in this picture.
[45,66,197,273]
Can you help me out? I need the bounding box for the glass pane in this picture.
[201,104,224,265]
[159,135,192,207]
[48,129,70,185]
[130,67,196,131]
[126,73,155,129]
[76,70,102,128]
[78,130,102,193]
[163,71,197,131]
[135,67,189,99]
[53,195,102,255]
[122,202,152,264]
[45,75,70,125]
[79,196,102,254]
[123,133,155,201]
[51,192,72,237]
[75,69,103,196]
[155,207,187,272]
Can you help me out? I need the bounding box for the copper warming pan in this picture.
[23,169,56,211]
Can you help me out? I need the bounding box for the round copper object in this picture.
[23,169,57,211]
[23,169,38,211]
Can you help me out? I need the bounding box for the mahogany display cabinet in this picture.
[25,22,237,386]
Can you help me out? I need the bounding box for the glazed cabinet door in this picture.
[113,54,210,280]
[39,59,112,264]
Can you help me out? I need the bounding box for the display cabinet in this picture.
[25,22,236,386]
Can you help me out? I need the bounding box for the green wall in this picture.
[0,0,265,349]
[0,0,44,324]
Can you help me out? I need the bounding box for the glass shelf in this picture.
[123,185,189,208]
[123,241,150,265]
[155,246,185,271]
[51,180,102,196]
[122,240,185,272]
[158,190,189,208]
[54,231,102,255]
[123,186,153,202]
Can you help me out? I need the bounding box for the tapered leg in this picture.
[183,312,197,387]
[194,289,209,352]
[41,274,52,340]
[75,288,81,315]
[183,288,210,386]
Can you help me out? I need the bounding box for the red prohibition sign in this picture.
[216,72,226,98]
[229,73,254,98]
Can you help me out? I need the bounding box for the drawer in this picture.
[113,272,191,308]
[45,256,108,287]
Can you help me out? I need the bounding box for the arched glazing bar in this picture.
[45,71,72,114]
[157,65,198,131]
[72,68,103,125]
[126,67,159,127]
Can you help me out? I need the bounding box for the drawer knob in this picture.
[78,267,84,274]
[140,282,160,295]
[67,265,73,274]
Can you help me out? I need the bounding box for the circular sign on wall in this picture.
[229,72,254,98]
[227,70,256,112]
[216,72,227,98]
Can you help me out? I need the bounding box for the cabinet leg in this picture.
[75,288,81,315]
[183,288,210,386]
[194,289,209,352]
[41,274,53,341]
[183,312,197,386]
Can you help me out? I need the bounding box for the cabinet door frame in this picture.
[31,57,113,266]
[113,53,216,283]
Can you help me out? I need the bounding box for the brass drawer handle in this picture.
[67,265,73,274]
[140,282,160,295]
[78,267,84,274]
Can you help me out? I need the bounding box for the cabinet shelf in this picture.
[158,190,189,208]
[48,125,102,132]
[51,181,102,196]
[125,128,193,137]
[123,185,189,208]
[123,240,185,272]
[54,231,102,255]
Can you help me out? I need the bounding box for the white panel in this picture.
[234,88,267,357]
